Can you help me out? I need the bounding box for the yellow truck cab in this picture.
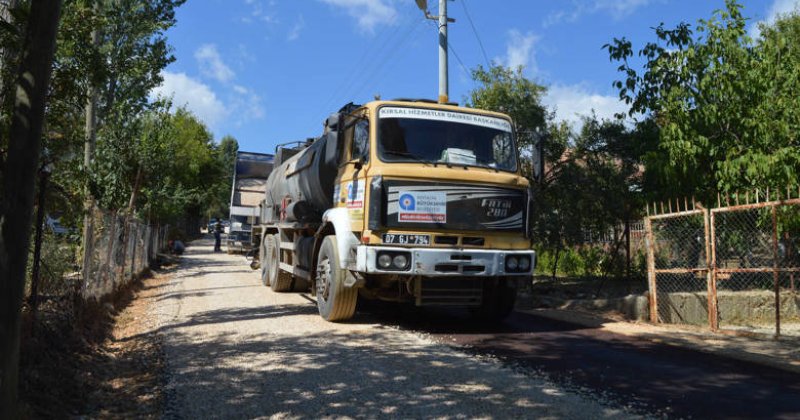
[257,99,535,322]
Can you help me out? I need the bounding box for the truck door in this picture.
[337,112,370,231]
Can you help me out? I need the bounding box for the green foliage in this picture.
[468,64,646,279]
[205,135,239,219]
[26,233,79,296]
[606,0,800,197]
[467,64,548,154]
[135,107,225,224]
[535,244,646,279]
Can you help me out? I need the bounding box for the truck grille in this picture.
[462,236,485,246]
[435,235,458,245]
[416,278,483,307]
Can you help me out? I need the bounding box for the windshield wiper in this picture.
[383,150,436,166]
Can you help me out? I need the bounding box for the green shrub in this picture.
[534,243,646,279]
[560,248,584,276]
[579,246,604,276]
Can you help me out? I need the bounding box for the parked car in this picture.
[207,219,230,234]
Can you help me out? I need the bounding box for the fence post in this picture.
[771,205,781,338]
[644,217,658,323]
[705,207,718,331]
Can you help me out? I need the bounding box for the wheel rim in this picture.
[316,257,331,304]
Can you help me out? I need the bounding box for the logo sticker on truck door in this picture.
[397,191,446,223]
[346,181,365,209]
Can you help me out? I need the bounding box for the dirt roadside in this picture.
[18,265,173,418]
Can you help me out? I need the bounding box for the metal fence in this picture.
[82,209,169,300]
[645,192,800,337]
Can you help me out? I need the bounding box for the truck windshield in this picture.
[377,106,517,172]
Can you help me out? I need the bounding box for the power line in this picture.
[459,0,491,68]
[320,11,404,115]
[353,17,427,101]
[425,19,470,80]
[448,38,470,78]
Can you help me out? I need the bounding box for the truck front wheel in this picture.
[315,235,357,322]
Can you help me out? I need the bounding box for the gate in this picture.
[645,192,800,337]
[645,205,711,327]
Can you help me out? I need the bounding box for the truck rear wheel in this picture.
[268,233,293,292]
[470,279,516,322]
[259,236,270,287]
[315,235,357,322]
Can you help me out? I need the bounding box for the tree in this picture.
[467,63,649,278]
[0,1,62,415]
[606,0,800,197]
[133,107,222,227]
[206,135,238,219]
[466,64,552,167]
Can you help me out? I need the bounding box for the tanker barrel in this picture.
[262,133,338,224]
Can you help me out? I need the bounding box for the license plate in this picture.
[381,234,430,245]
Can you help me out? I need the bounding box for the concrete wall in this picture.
[657,291,800,326]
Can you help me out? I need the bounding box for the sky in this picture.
[152,0,800,155]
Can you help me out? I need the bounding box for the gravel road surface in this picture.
[154,238,635,418]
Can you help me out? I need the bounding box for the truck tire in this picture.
[259,236,270,287]
[470,279,516,322]
[315,235,357,322]
[269,233,293,292]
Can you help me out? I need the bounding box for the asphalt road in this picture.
[366,302,800,419]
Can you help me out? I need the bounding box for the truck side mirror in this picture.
[324,114,341,166]
[531,132,545,183]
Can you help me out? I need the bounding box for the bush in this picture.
[26,232,79,296]
[534,243,645,279]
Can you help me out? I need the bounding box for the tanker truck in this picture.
[256,99,535,322]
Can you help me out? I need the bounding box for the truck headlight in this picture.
[519,256,531,271]
[506,256,519,271]
[376,251,411,271]
[378,254,393,269]
[505,255,531,273]
[392,254,408,269]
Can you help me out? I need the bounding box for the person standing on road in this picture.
[214,220,223,252]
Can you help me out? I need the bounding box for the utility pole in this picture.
[416,0,455,104]
[437,0,448,104]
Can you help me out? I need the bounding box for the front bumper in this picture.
[356,245,535,276]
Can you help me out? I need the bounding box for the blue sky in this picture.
[152,0,799,155]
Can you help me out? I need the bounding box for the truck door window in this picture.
[352,119,369,161]
[492,133,514,168]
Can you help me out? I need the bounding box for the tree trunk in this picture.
[625,217,631,278]
[551,243,561,280]
[81,3,101,296]
[117,166,142,282]
[0,1,62,416]
[0,0,20,110]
